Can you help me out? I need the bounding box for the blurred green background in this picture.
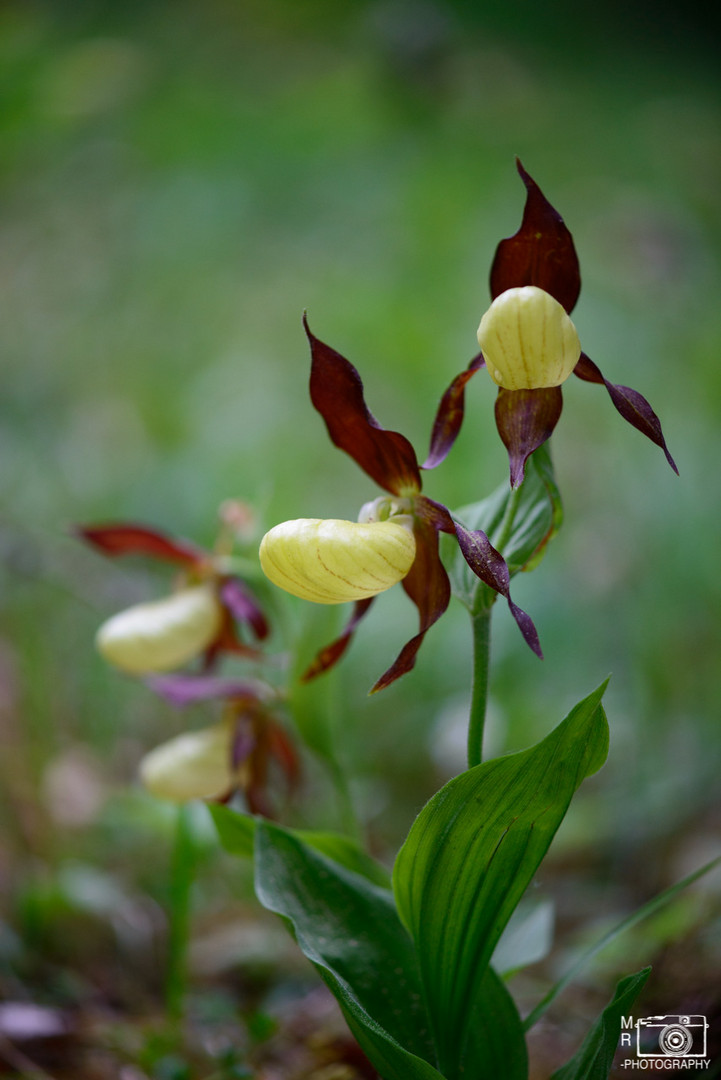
[1,1,719,1076]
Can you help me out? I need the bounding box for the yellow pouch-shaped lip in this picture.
[478,285,581,390]
[96,583,222,674]
[259,517,416,604]
[139,721,232,802]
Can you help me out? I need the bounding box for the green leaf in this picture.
[208,804,391,888]
[393,681,609,1079]
[296,829,392,889]
[459,966,529,1079]
[254,820,445,1080]
[444,444,563,613]
[208,803,255,857]
[550,968,651,1080]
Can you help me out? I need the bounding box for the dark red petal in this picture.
[490,160,581,314]
[370,517,450,693]
[574,353,678,473]
[305,315,422,496]
[204,606,265,668]
[75,523,206,567]
[301,597,375,682]
[231,713,257,768]
[267,720,302,788]
[219,577,270,640]
[422,353,486,470]
[453,519,542,658]
[146,673,275,707]
[417,496,542,658]
[495,386,563,488]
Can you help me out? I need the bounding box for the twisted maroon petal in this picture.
[371,517,450,693]
[490,159,581,314]
[418,497,542,658]
[305,315,422,495]
[495,386,563,489]
[574,353,678,473]
[220,577,270,640]
[75,523,206,567]
[423,353,486,470]
[301,598,376,682]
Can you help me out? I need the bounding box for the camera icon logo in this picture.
[636,1014,708,1058]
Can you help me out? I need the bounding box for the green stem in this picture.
[165,804,195,1023]
[329,757,362,842]
[467,607,492,768]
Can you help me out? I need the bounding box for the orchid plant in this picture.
[79,162,699,1080]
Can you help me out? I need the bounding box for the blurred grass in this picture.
[1,0,720,1069]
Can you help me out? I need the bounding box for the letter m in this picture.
[621,1016,634,1030]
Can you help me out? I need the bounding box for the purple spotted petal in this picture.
[302,597,376,683]
[574,353,678,474]
[220,577,269,640]
[305,315,422,496]
[146,673,275,707]
[418,497,542,658]
[495,387,564,488]
[422,353,486,470]
[371,517,450,693]
[490,160,581,314]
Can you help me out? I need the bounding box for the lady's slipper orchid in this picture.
[259,317,541,693]
[434,160,677,487]
[77,522,269,674]
[141,674,298,815]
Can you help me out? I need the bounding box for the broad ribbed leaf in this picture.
[460,966,528,1079]
[393,682,609,1079]
[444,444,562,614]
[550,968,651,1080]
[209,804,391,888]
[254,821,444,1080]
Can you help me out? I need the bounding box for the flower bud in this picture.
[259,517,416,604]
[477,286,581,390]
[139,721,232,802]
[96,583,222,674]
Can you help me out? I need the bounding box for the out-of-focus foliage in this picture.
[0,0,719,1073]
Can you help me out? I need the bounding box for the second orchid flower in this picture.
[259,317,541,692]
